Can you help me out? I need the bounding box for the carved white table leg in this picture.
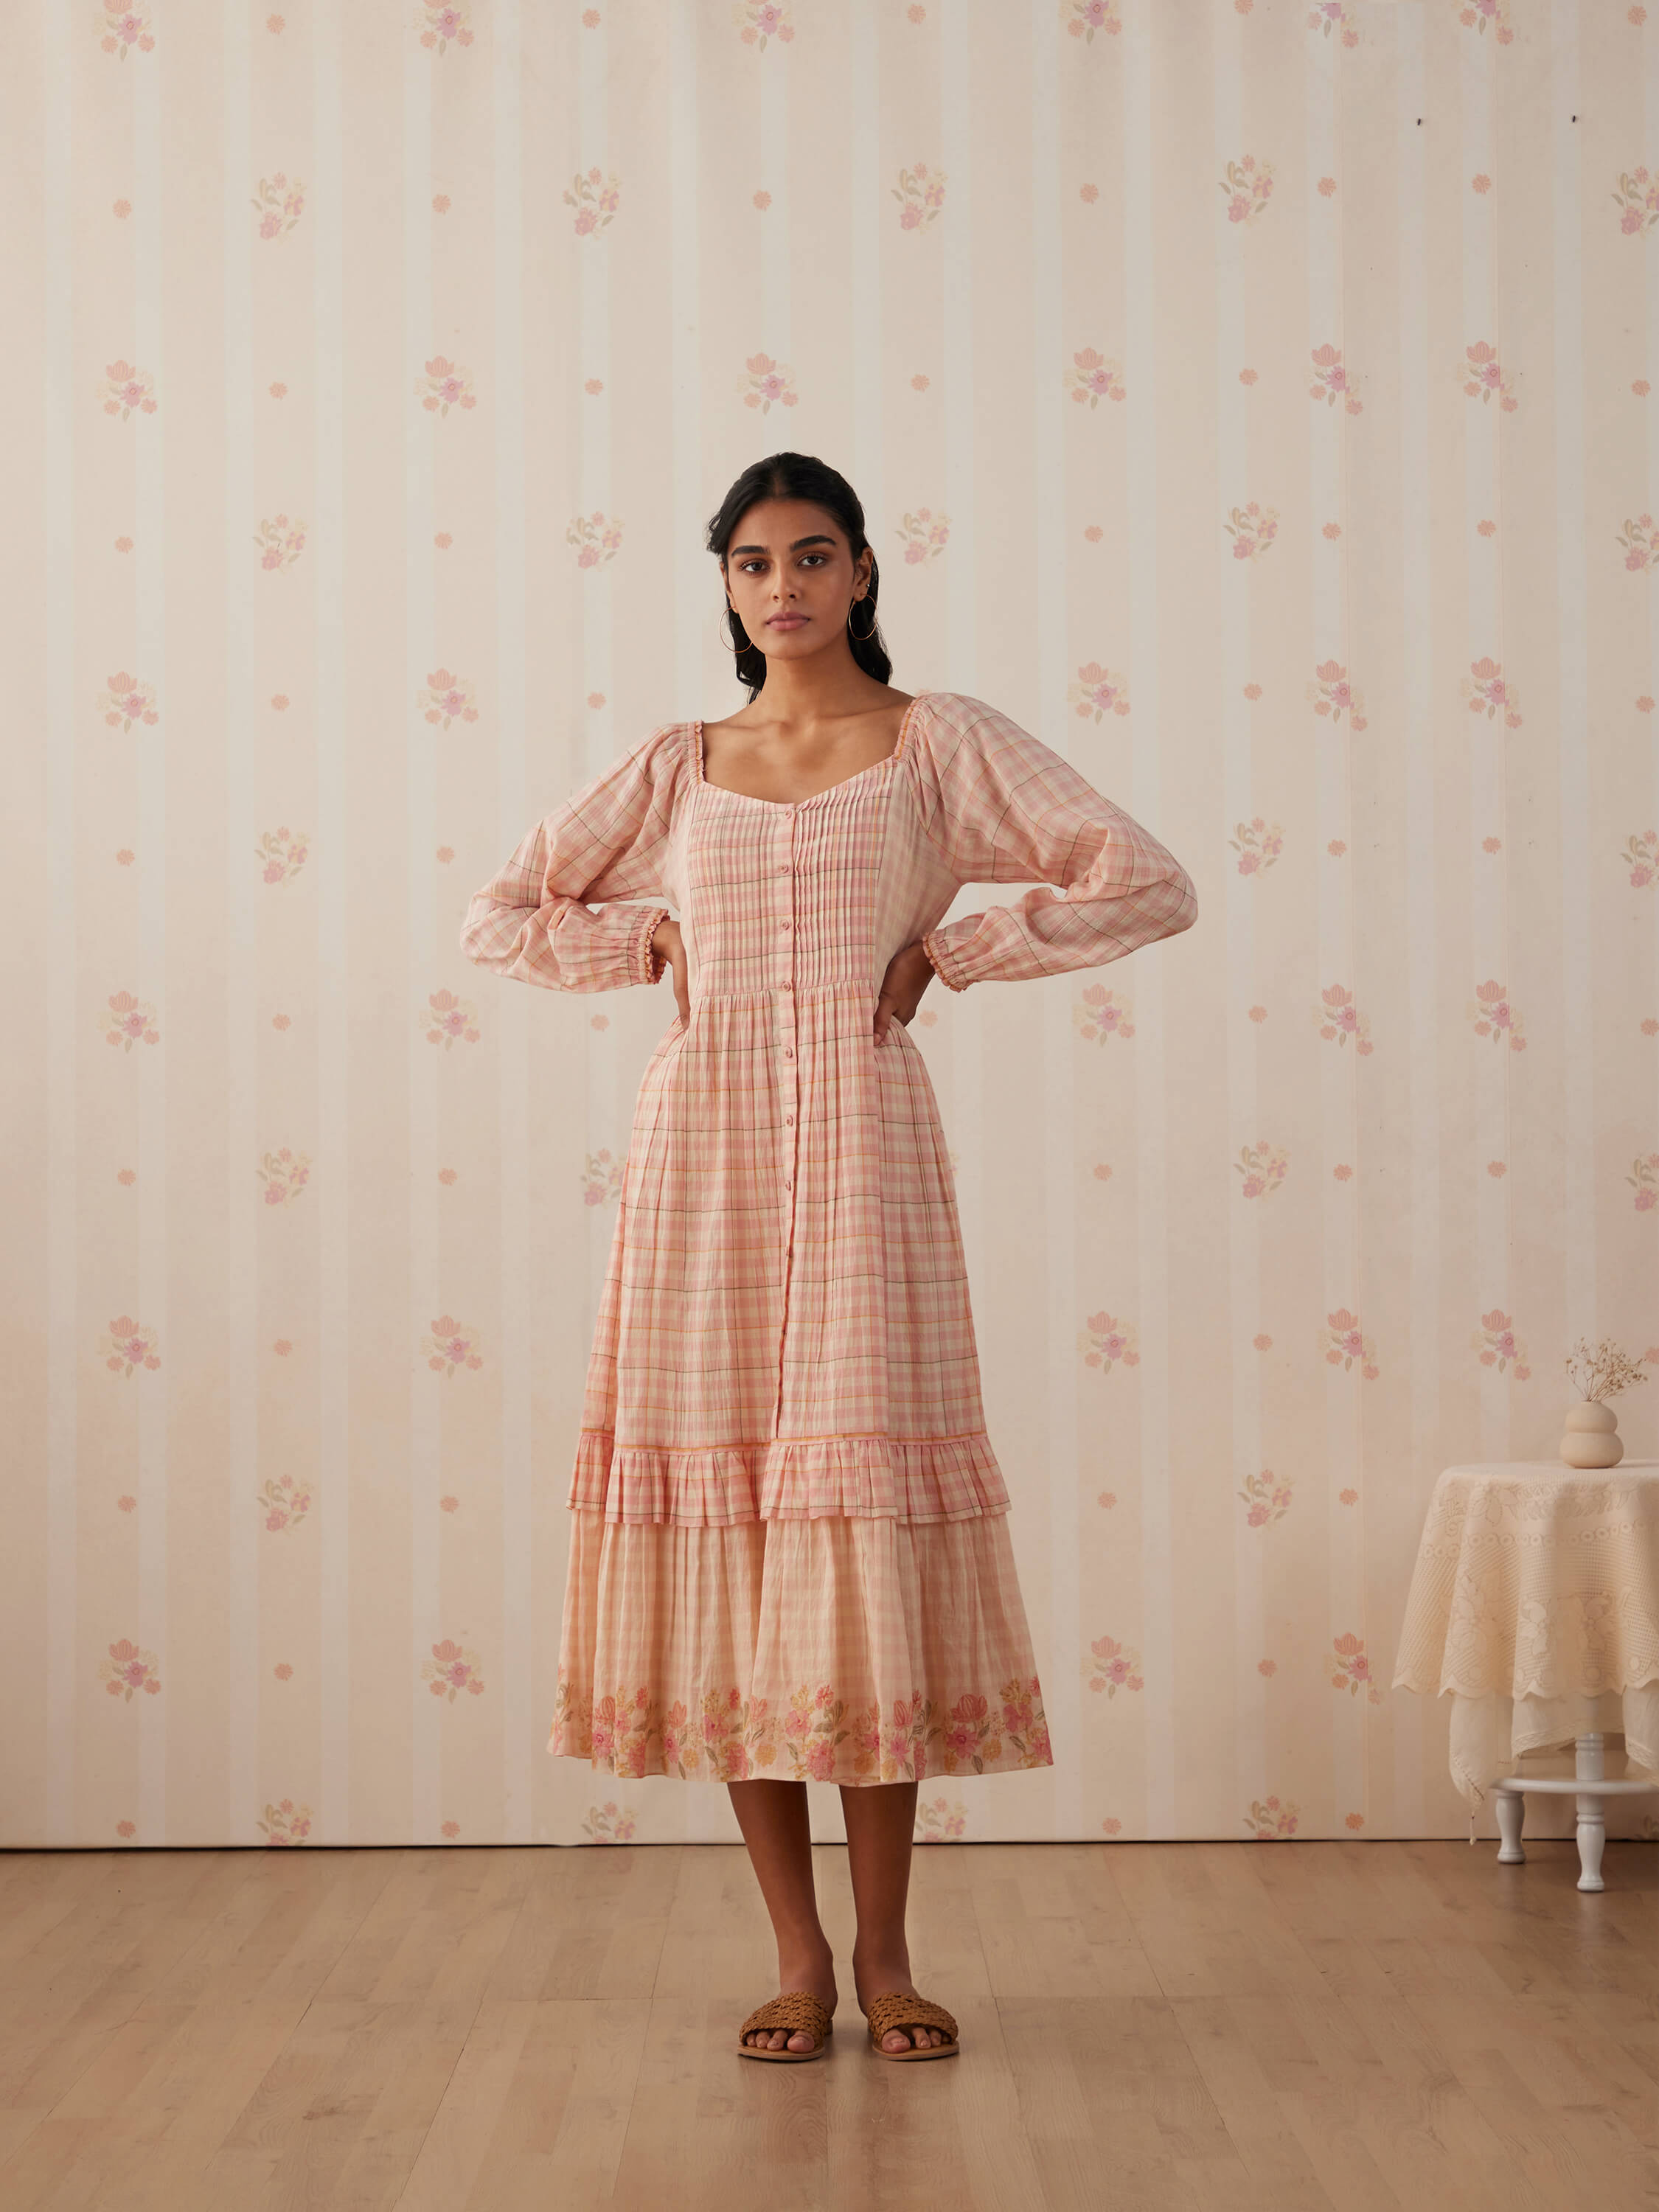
[1575,1731,1606,1893]
[1490,1736,1655,1885]
[1493,1787,1526,1864]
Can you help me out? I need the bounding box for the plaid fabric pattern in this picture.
[552,1507,1054,1785]
[462,690,1196,1778]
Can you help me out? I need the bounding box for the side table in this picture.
[1393,1460,1659,1888]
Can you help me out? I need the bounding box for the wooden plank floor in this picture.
[0,1839,1653,2211]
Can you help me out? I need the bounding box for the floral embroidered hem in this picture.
[552,1505,1054,1785]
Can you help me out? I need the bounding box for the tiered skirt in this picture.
[552,1428,1054,1785]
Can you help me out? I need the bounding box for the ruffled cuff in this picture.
[632,905,673,987]
[921,928,970,993]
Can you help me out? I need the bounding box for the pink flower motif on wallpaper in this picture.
[1472,1308,1531,1376]
[1074,984,1135,1043]
[563,167,621,236]
[1459,341,1517,410]
[1461,656,1522,726]
[105,1316,161,1376]
[1457,0,1514,38]
[1065,0,1121,39]
[1220,155,1274,223]
[1065,348,1127,408]
[1468,979,1526,1050]
[116,1818,136,1837]
[582,1148,625,1206]
[914,1795,968,1841]
[1329,1631,1380,1703]
[257,1147,310,1206]
[415,357,476,417]
[253,515,307,571]
[1324,1307,1379,1378]
[1239,1469,1293,1527]
[1225,502,1279,560]
[1083,1635,1144,1698]
[581,1800,637,1843]
[257,1473,312,1531]
[420,1,473,53]
[1318,984,1373,1053]
[1618,515,1658,571]
[100,8,154,59]
[1307,1,1358,46]
[256,827,310,884]
[1307,660,1367,728]
[441,1819,460,1837]
[424,1639,486,1700]
[1078,1310,1139,1374]
[251,173,305,240]
[566,513,623,568]
[1615,168,1659,237]
[742,354,799,414]
[1245,1795,1301,1837]
[425,1315,485,1375]
[418,668,479,725]
[895,507,950,562]
[258,1798,313,1845]
[101,671,158,731]
[1622,832,1658,888]
[1628,1154,1659,1210]
[1309,344,1362,413]
[893,163,947,231]
[1236,1142,1288,1200]
[101,361,157,418]
[1069,661,1131,720]
[1230,817,1283,874]
[101,1638,160,1700]
[733,0,794,50]
[102,991,160,1053]
[421,989,481,1049]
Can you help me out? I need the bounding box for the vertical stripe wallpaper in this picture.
[4,0,1656,1848]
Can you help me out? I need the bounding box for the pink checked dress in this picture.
[460,690,1197,1785]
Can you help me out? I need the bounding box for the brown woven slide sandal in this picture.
[864,1990,960,2062]
[736,1990,835,2061]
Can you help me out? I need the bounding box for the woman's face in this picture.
[722,497,873,665]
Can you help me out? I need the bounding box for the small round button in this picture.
[785,1113,794,1126]
[780,921,792,932]
[784,1046,795,1059]
[784,1177,793,1191]
[781,979,793,991]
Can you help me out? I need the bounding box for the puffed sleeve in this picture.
[459,728,679,992]
[917,699,1197,992]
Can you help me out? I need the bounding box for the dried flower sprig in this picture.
[1563,1337,1649,1402]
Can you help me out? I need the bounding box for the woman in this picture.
[460,452,1197,2065]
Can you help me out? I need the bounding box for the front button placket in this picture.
[773,807,801,1435]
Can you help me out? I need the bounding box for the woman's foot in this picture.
[741,1944,838,2054]
[853,1950,950,2053]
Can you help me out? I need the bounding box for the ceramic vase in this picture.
[1559,1398,1624,1469]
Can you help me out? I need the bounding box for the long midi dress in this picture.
[459,689,1197,1786]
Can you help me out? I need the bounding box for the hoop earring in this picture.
[724,605,760,658]
[848,597,878,642]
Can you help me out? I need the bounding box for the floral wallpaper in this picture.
[7,0,1656,1848]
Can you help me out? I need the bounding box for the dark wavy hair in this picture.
[705,452,893,700]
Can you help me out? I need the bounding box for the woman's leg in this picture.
[727,1778,838,2051]
[840,1779,947,2051]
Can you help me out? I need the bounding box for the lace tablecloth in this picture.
[1393,1461,1659,1806]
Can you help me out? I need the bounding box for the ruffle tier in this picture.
[552,1506,1054,1786]
[566,1425,1011,1526]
